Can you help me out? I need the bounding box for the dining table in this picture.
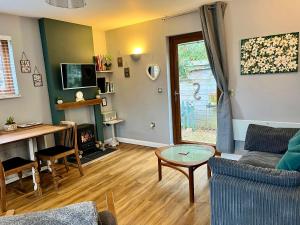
[0,124,68,190]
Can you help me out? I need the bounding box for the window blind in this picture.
[0,38,19,98]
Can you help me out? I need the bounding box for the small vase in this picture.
[3,123,17,131]
[57,99,63,104]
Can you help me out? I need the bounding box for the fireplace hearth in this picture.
[68,123,116,164]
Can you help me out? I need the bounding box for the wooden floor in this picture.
[6,143,211,225]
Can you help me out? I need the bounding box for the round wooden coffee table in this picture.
[155,144,215,203]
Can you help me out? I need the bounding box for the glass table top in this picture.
[159,144,215,165]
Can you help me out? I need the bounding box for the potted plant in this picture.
[57,96,63,104]
[4,116,17,131]
[103,55,112,71]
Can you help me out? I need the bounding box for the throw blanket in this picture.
[0,202,99,225]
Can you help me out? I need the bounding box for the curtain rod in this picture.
[162,5,216,21]
[161,8,198,21]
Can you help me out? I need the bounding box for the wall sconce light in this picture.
[130,47,143,61]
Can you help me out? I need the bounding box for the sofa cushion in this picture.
[0,202,99,225]
[239,151,282,169]
[276,130,300,172]
[244,124,299,154]
[208,157,300,187]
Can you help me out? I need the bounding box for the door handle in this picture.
[174,91,180,102]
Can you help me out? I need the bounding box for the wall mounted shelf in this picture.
[99,92,115,95]
[96,70,113,73]
[55,99,102,110]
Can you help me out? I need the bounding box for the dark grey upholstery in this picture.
[238,151,282,168]
[244,124,299,154]
[209,158,300,225]
[209,158,300,187]
[98,211,117,225]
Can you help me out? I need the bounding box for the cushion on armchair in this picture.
[244,124,299,154]
[208,157,300,187]
[276,130,300,172]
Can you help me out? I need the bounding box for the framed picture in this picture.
[20,52,31,73]
[241,32,299,75]
[32,66,43,87]
[117,57,123,67]
[102,97,107,107]
[32,73,43,87]
[124,67,130,78]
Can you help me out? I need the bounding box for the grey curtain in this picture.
[199,2,234,153]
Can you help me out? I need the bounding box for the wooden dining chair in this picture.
[35,121,83,190]
[0,157,42,212]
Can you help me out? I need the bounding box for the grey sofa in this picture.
[209,124,300,225]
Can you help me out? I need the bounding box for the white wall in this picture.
[105,12,201,144]
[226,0,300,123]
[0,13,52,160]
[105,0,300,145]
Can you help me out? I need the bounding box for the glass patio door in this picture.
[169,32,217,145]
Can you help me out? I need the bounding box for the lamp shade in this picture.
[45,0,86,8]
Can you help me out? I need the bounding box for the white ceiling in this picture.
[0,0,211,31]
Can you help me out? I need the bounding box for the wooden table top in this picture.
[0,124,67,145]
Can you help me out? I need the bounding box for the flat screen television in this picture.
[61,63,97,90]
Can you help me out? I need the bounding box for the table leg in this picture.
[188,167,195,204]
[158,158,162,181]
[110,124,119,147]
[28,138,38,191]
[207,164,212,179]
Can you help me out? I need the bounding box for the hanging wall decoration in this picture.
[32,66,43,87]
[20,52,31,73]
[241,32,299,75]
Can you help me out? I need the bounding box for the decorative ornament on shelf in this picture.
[103,55,112,70]
[95,89,101,99]
[20,52,31,73]
[3,116,17,131]
[75,91,85,102]
[94,54,112,71]
[57,97,63,104]
[241,32,299,75]
[45,0,86,8]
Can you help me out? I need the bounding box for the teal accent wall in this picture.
[39,18,103,141]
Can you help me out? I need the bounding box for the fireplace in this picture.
[77,123,96,153]
[68,123,117,164]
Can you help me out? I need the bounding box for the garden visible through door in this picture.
[170,32,217,145]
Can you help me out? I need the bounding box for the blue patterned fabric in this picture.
[244,124,299,154]
[209,158,300,225]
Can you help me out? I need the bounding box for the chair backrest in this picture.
[59,121,78,150]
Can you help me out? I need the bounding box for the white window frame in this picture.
[0,35,20,100]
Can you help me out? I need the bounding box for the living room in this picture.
[0,0,299,224]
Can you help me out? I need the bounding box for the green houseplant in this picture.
[4,116,17,131]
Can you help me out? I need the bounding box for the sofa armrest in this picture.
[208,158,300,187]
[210,174,300,225]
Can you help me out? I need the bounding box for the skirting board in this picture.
[105,137,169,148]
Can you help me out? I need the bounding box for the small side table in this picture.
[103,119,124,147]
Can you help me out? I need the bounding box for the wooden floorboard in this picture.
[6,143,210,225]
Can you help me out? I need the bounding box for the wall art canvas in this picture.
[241,32,299,75]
